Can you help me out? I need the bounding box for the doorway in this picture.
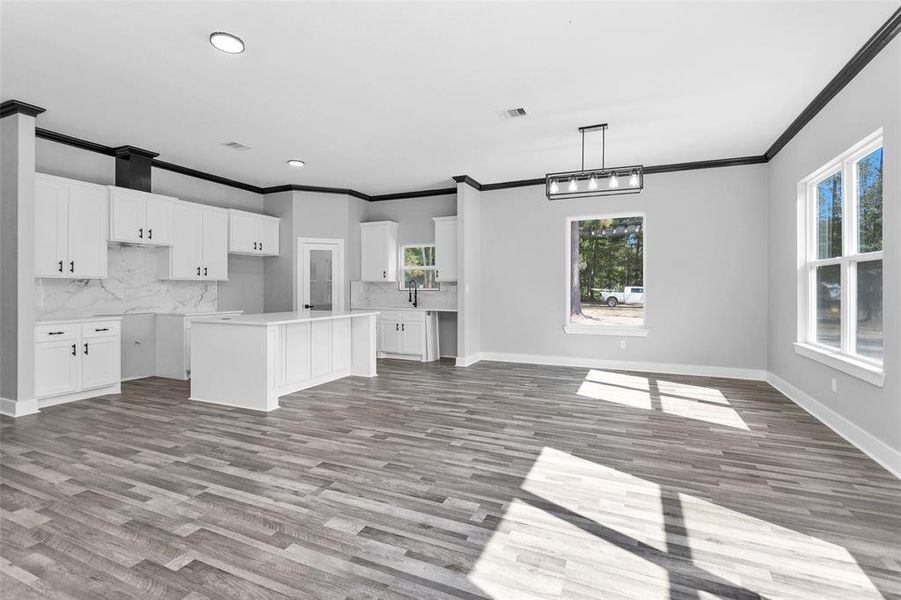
[297,238,345,311]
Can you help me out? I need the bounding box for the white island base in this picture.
[190,311,379,411]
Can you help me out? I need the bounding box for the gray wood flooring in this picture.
[2,359,899,599]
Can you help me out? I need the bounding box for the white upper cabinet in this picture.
[433,216,458,282]
[159,201,229,280]
[227,209,280,256]
[34,174,108,279]
[109,187,174,245]
[360,221,398,282]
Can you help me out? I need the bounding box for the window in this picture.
[797,130,883,385]
[565,214,647,335]
[400,244,438,290]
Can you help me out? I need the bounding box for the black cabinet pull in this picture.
[139,227,143,239]
[83,342,89,355]
[259,242,263,251]
[69,261,74,273]
[383,270,386,279]
[197,266,201,276]
[395,323,399,331]
[71,343,76,356]
[148,228,152,240]
[253,242,258,250]
[204,267,208,276]
[402,323,405,331]
[58,260,63,272]
[94,327,109,332]
[48,331,64,336]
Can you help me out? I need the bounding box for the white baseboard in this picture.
[455,353,482,367]
[766,372,900,479]
[37,383,122,410]
[0,396,40,418]
[477,352,766,381]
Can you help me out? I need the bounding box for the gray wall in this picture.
[365,194,457,245]
[457,183,482,362]
[478,165,769,371]
[262,191,295,312]
[766,39,899,454]
[34,141,267,315]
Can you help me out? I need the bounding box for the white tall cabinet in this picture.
[228,209,280,256]
[159,201,229,280]
[360,221,398,282]
[109,187,175,245]
[34,174,108,278]
[433,216,458,282]
[34,318,122,408]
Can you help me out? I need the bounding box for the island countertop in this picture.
[195,309,380,327]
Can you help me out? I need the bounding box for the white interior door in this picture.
[299,239,344,311]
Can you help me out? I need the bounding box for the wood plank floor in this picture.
[2,359,899,599]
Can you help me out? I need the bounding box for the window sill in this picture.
[793,342,884,387]
[564,325,649,337]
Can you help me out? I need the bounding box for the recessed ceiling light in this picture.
[287,159,305,168]
[209,32,244,54]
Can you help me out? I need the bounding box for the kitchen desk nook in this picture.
[190,310,379,411]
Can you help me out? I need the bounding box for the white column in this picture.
[0,102,42,417]
[455,179,482,367]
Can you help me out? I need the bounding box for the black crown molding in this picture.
[0,100,46,119]
[764,5,901,160]
[452,175,482,190]
[370,187,457,202]
[19,4,901,202]
[113,145,159,159]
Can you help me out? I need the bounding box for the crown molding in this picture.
[764,5,901,160]
[18,6,901,202]
[0,100,46,119]
[113,145,159,159]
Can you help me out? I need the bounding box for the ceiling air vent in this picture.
[221,141,252,151]
[497,107,528,120]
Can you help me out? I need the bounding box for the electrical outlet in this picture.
[831,378,837,393]
[620,340,627,349]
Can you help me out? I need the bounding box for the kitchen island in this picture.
[190,310,379,411]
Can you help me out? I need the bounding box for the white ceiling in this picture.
[2,1,897,195]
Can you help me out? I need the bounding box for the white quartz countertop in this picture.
[192,310,380,327]
[36,315,123,325]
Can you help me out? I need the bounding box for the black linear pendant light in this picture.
[546,123,643,200]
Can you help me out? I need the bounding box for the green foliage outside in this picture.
[576,217,644,302]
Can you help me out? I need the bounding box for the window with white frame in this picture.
[798,130,883,377]
[399,244,438,290]
[565,214,646,335]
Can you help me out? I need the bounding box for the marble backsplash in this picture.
[35,245,217,320]
[350,281,457,311]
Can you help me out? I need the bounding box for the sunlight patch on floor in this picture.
[577,370,750,430]
[468,447,881,600]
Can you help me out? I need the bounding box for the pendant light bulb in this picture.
[568,177,578,192]
[549,179,559,194]
[608,172,619,189]
[629,170,639,186]
[588,174,598,190]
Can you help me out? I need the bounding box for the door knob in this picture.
[304,304,314,309]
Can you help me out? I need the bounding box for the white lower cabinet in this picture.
[376,311,439,361]
[34,319,122,407]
